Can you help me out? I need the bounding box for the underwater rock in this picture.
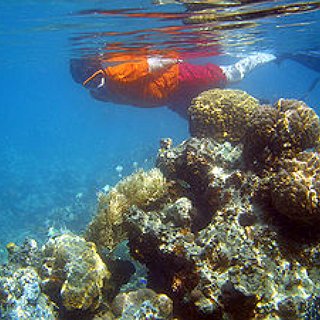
[262,151,320,224]
[157,137,245,229]
[0,266,57,319]
[188,88,260,142]
[41,233,110,311]
[86,168,168,249]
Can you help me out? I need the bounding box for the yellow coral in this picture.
[86,168,168,249]
[188,89,259,142]
[42,234,110,311]
[267,152,320,224]
[6,242,16,254]
[244,99,320,172]
[276,99,320,153]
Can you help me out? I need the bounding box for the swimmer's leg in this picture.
[220,53,276,83]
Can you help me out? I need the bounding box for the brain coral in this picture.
[86,168,168,249]
[275,98,320,152]
[42,234,110,311]
[111,289,173,319]
[243,105,279,170]
[188,89,260,142]
[267,151,320,224]
[244,99,320,171]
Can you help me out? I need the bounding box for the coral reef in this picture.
[243,98,320,171]
[188,89,320,173]
[86,168,168,249]
[86,131,320,318]
[0,233,162,320]
[189,89,320,225]
[262,151,320,224]
[41,233,110,311]
[111,288,173,319]
[188,89,260,142]
[156,137,247,229]
[0,266,57,319]
[2,89,320,319]
[80,90,320,319]
[130,138,320,318]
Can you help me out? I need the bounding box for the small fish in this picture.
[177,179,191,189]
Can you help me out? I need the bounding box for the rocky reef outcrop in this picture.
[112,138,319,319]
[85,89,320,319]
[1,89,320,320]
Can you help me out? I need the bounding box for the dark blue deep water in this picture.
[1,0,320,259]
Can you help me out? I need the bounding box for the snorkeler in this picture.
[70,51,276,117]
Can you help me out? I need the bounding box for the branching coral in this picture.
[86,168,168,249]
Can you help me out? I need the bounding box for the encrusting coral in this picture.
[86,168,168,249]
[41,234,110,311]
[188,88,260,142]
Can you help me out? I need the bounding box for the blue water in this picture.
[0,0,320,256]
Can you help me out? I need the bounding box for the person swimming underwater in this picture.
[70,50,276,117]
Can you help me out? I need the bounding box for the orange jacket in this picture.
[84,51,180,107]
[83,51,227,108]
